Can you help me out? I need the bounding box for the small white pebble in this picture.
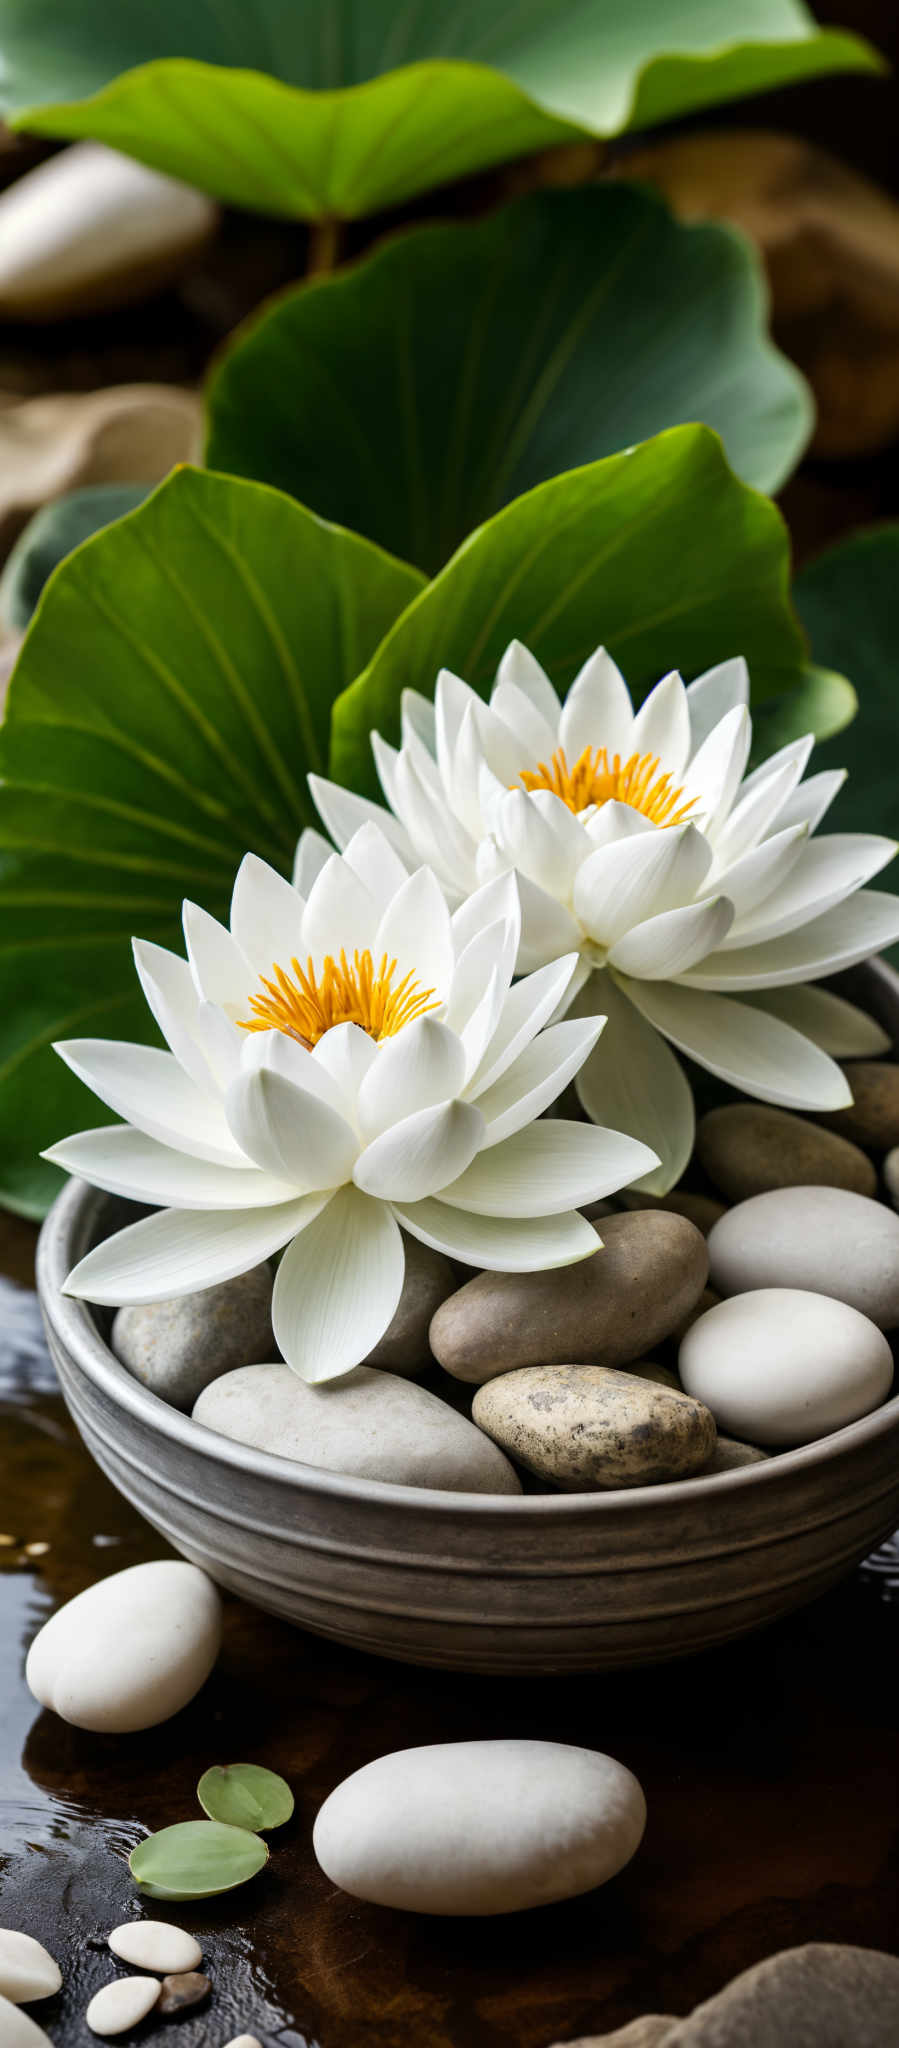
[222,2037,263,2048]
[0,1931,62,2004]
[23,1544,49,1560]
[0,1994,54,2046]
[107,1921,201,1974]
[85,1978,160,2037]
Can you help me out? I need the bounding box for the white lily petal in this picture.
[308,773,415,863]
[354,1097,484,1202]
[470,696,529,789]
[446,916,518,1037]
[609,896,734,978]
[45,1125,295,1208]
[54,1038,245,1166]
[476,1016,604,1144]
[374,865,453,1001]
[392,745,477,896]
[735,732,815,806]
[434,668,480,789]
[774,769,847,837]
[195,999,242,1091]
[573,824,712,949]
[393,1197,598,1271]
[400,687,437,753]
[741,984,892,1058]
[341,821,411,913]
[451,870,520,959]
[719,833,898,950]
[312,1021,378,1108]
[621,976,852,1108]
[468,953,581,1095]
[240,1027,351,1118]
[132,938,210,1092]
[679,704,751,833]
[582,799,655,850]
[493,639,561,730]
[401,719,445,802]
[685,657,749,754]
[573,969,694,1195]
[710,755,809,868]
[301,850,380,960]
[460,965,507,1083]
[357,1016,466,1141]
[514,870,583,971]
[272,1185,405,1384]
[183,901,249,1011]
[225,1064,358,1189]
[708,824,807,922]
[230,853,304,980]
[440,1119,657,1216]
[490,676,558,766]
[631,670,691,778]
[680,892,899,990]
[449,703,492,840]
[63,1195,325,1306]
[494,788,577,900]
[559,646,634,763]
[292,825,334,895]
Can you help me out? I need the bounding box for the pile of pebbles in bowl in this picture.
[108,1057,899,1496]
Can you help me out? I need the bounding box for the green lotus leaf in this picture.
[331,422,817,799]
[197,1763,294,1831]
[794,525,899,838]
[0,0,880,220]
[130,1820,268,1899]
[206,183,812,575]
[0,465,424,1217]
[0,484,152,634]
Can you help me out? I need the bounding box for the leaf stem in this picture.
[307,216,343,276]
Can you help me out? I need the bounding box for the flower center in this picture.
[518,744,697,826]
[237,949,440,1050]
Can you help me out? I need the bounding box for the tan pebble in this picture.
[814,1061,899,1151]
[473,1365,716,1491]
[696,1435,769,1476]
[618,1189,726,1234]
[622,1359,681,1390]
[157,1972,211,2014]
[363,1234,456,1376]
[0,1535,17,1547]
[670,1287,722,1346]
[0,1930,62,2003]
[431,1212,708,1385]
[23,1544,49,1559]
[85,1977,160,2036]
[697,1103,876,1201]
[108,1921,202,1974]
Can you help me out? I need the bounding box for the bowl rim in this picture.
[37,1170,899,1524]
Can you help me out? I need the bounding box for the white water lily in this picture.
[311,643,899,1190]
[46,826,657,1382]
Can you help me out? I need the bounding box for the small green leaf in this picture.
[129,1820,269,1900]
[197,1763,294,1832]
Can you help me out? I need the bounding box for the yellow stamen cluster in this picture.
[238,948,440,1049]
[518,744,697,827]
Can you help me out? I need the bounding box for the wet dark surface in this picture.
[1,1210,898,2048]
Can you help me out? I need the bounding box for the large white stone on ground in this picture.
[679,1288,893,1446]
[25,1561,222,1733]
[313,1739,646,1915]
[0,1933,61,2005]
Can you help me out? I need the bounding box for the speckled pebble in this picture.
[815,1061,899,1151]
[85,1978,160,2037]
[473,1365,716,1491]
[107,1922,201,1974]
[430,1212,708,1385]
[680,1289,893,1447]
[709,1186,899,1328]
[697,1104,876,1202]
[157,1973,211,2014]
[0,1932,61,2004]
[112,1265,273,1410]
[363,1235,456,1376]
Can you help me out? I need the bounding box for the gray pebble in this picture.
[618,1189,726,1235]
[697,1103,876,1202]
[363,1235,456,1376]
[697,1435,769,1476]
[814,1061,899,1151]
[112,1265,273,1409]
[472,1365,716,1491]
[430,1212,709,1385]
[709,1186,899,1329]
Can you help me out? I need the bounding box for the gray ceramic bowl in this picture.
[36,962,899,1675]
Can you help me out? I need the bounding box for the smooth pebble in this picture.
[26,1561,221,1733]
[0,1934,61,2005]
[85,1978,160,2037]
[0,1997,54,2047]
[194,1363,521,1494]
[0,143,217,319]
[680,1289,893,1446]
[473,1366,716,1490]
[709,1185,899,1328]
[363,1236,456,1376]
[883,1147,899,1209]
[815,1061,899,1151]
[696,1435,769,1476]
[222,2038,263,2047]
[313,1739,646,1915]
[112,1266,273,1410]
[618,1189,727,1235]
[430,1212,708,1384]
[108,1922,201,1974]
[697,1103,876,1201]
[157,1973,211,2014]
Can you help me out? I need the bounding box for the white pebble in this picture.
[680,1288,894,1446]
[25,1560,221,1733]
[0,1993,54,2046]
[221,2039,263,2048]
[85,1979,160,2037]
[313,1739,646,1915]
[708,1186,899,1328]
[0,1932,61,2004]
[0,143,217,319]
[107,1922,201,1974]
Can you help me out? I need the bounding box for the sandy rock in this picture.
[0,1932,61,2004]
[473,1366,716,1491]
[25,1560,222,1733]
[363,1236,456,1376]
[549,1941,899,2046]
[107,1922,202,1974]
[85,1978,160,2036]
[680,1289,893,1447]
[314,1739,646,1915]
[815,1061,899,1151]
[194,1362,521,1494]
[430,1213,708,1385]
[709,1185,899,1328]
[0,383,201,559]
[112,1266,273,1410]
[697,1103,876,1201]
